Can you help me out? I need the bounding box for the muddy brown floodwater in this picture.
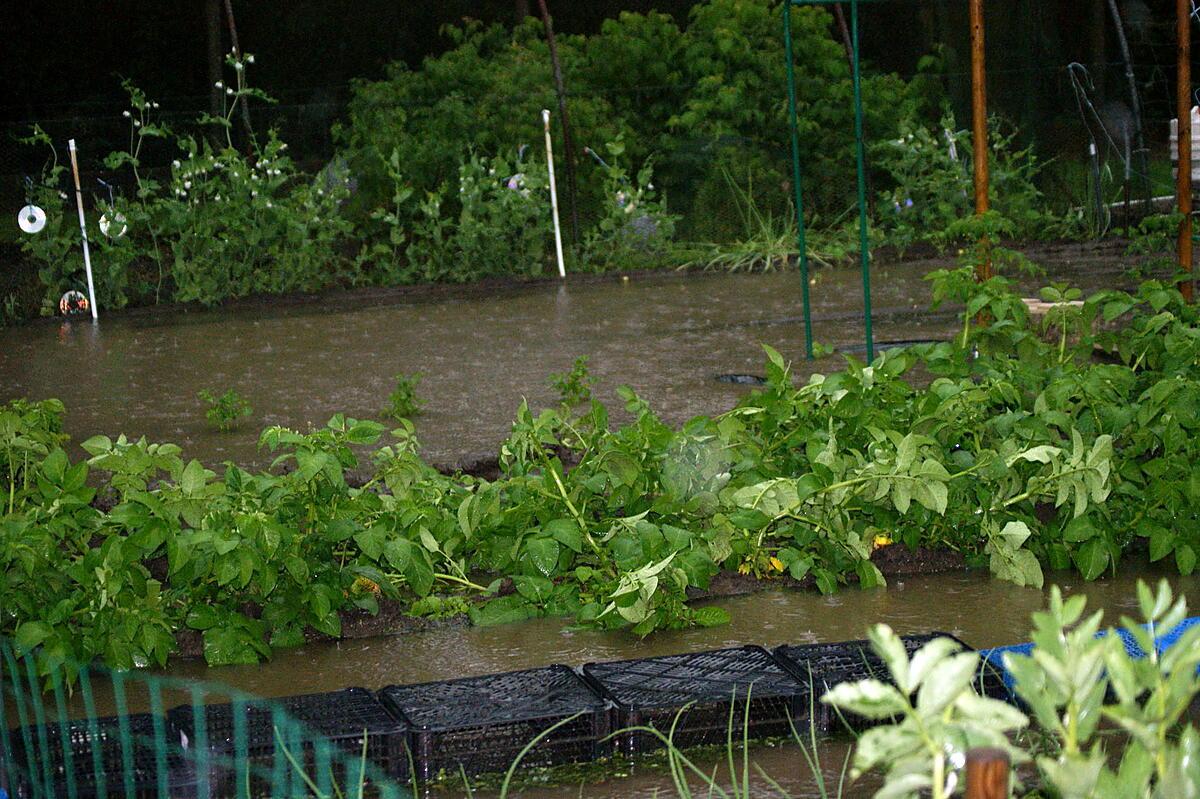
[0,241,1170,798]
[0,242,1137,470]
[151,564,1193,798]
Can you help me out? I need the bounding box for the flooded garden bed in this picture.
[3,242,1198,798]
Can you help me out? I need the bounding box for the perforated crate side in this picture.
[167,687,409,796]
[5,713,198,799]
[581,645,811,755]
[774,632,1009,734]
[379,665,611,781]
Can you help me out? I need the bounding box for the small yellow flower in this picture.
[768,557,785,573]
[737,561,753,575]
[872,534,893,550]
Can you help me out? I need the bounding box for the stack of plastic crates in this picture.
[774,633,1010,733]
[379,665,611,781]
[2,713,197,799]
[167,687,408,797]
[581,645,811,755]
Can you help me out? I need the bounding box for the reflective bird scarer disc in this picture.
[18,204,46,234]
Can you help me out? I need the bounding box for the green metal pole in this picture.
[850,0,874,360]
[784,2,814,360]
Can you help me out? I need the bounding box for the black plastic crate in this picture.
[379,665,610,781]
[167,687,408,796]
[773,632,1010,733]
[4,713,197,799]
[581,645,811,755]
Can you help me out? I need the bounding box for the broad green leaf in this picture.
[525,537,560,577]
[544,518,583,553]
[14,621,51,654]
[822,679,908,719]
[1073,538,1109,581]
[916,652,978,715]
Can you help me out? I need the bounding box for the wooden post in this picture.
[1178,0,1193,301]
[969,0,991,281]
[965,747,1009,799]
[536,0,581,249]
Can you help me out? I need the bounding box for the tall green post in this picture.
[785,0,876,362]
[850,0,874,361]
[784,3,815,360]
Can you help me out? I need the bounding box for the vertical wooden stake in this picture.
[969,0,991,281]
[966,747,1009,799]
[537,0,580,248]
[1178,0,1193,301]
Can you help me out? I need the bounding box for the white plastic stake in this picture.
[543,109,567,279]
[68,139,99,320]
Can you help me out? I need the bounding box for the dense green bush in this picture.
[872,111,1056,249]
[3,0,1086,324]
[337,0,923,242]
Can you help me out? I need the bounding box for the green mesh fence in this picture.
[0,638,411,799]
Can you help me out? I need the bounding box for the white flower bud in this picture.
[226,88,234,96]
[215,81,224,89]
[172,160,181,169]
[122,110,131,118]
[183,181,192,189]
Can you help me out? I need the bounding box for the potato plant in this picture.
[4,271,1200,673]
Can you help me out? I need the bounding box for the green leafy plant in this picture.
[9,269,1200,671]
[580,137,677,271]
[873,112,1053,249]
[199,388,253,432]
[18,54,352,314]
[824,625,1028,798]
[549,356,596,408]
[828,580,1200,798]
[383,373,424,420]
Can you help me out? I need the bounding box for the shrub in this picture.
[383,373,424,420]
[199,389,253,431]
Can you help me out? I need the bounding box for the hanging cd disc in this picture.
[59,290,89,316]
[100,211,127,238]
[18,205,46,234]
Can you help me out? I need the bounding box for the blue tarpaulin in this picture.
[979,616,1200,695]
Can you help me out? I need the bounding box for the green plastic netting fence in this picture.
[0,638,411,799]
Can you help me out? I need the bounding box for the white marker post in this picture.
[67,139,99,320]
[543,109,567,279]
